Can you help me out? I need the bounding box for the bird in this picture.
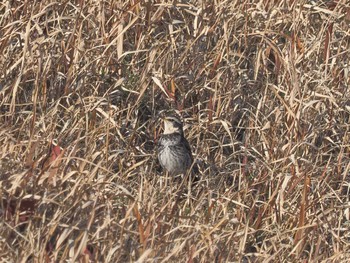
[157,114,193,176]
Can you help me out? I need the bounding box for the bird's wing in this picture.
[157,137,164,152]
[183,137,193,162]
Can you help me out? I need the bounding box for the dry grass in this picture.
[1,0,350,262]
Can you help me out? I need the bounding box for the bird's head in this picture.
[162,115,183,135]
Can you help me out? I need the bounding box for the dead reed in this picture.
[1,0,350,262]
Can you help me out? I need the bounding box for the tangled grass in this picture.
[1,0,350,262]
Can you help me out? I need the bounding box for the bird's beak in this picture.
[162,116,170,123]
[160,116,170,129]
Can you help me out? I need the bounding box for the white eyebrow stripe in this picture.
[166,117,182,124]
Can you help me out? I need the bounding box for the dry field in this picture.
[1,0,350,262]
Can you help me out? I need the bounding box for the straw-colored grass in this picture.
[1,0,350,262]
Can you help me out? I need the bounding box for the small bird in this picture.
[157,114,193,176]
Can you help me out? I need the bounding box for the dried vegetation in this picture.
[1,0,350,262]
